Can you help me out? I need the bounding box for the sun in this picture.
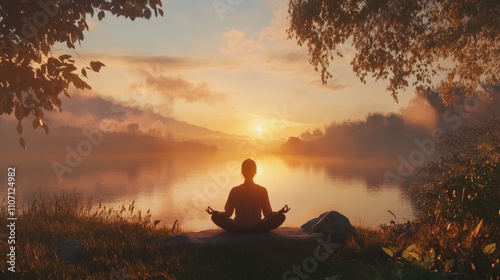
[256,126,263,133]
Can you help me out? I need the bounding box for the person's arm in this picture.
[224,188,235,217]
[262,188,273,218]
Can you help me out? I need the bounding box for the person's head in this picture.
[241,158,257,180]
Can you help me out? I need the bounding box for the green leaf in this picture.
[90,61,106,72]
[33,118,40,129]
[35,107,44,118]
[42,123,49,135]
[382,247,394,257]
[71,76,92,90]
[71,31,78,43]
[59,54,72,61]
[98,10,105,21]
[427,248,435,260]
[144,8,152,19]
[19,137,26,149]
[15,106,23,122]
[406,244,417,252]
[63,90,71,98]
[17,122,23,134]
[402,250,419,260]
[483,243,496,254]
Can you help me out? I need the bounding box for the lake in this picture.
[0,152,415,231]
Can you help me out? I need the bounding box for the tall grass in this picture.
[0,190,178,279]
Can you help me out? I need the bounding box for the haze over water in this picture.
[1,153,415,231]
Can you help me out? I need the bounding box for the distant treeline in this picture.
[1,125,218,157]
[96,131,219,155]
[280,86,500,159]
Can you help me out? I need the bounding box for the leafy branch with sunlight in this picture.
[288,0,500,103]
[0,0,164,147]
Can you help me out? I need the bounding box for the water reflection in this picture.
[0,153,415,231]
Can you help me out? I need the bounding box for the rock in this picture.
[300,216,323,232]
[303,211,357,243]
[153,227,321,246]
[56,239,83,262]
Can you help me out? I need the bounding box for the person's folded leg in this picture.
[251,212,286,233]
[212,212,286,234]
[211,212,242,233]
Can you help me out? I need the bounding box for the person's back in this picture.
[206,158,290,233]
[226,183,272,227]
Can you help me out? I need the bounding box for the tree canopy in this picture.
[288,0,500,103]
[0,0,164,148]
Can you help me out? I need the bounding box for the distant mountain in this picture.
[0,92,244,156]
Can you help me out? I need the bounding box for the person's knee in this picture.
[277,212,286,223]
[211,212,226,224]
[211,214,218,223]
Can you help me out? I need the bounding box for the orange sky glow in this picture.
[46,0,419,141]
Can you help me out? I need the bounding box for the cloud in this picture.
[43,91,143,129]
[79,54,232,114]
[215,0,356,94]
[130,70,227,110]
[266,51,310,65]
[221,29,257,56]
[119,55,209,71]
[88,54,238,72]
[308,80,349,92]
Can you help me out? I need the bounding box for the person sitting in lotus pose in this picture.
[206,158,290,233]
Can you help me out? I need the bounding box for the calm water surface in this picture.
[1,153,415,230]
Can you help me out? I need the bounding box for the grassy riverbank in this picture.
[0,191,498,279]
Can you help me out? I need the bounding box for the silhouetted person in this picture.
[206,158,290,233]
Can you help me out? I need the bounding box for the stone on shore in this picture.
[302,211,357,243]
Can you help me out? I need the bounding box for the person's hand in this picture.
[206,206,216,215]
[279,205,290,214]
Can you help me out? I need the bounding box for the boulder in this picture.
[56,239,83,262]
[302,211,356,243]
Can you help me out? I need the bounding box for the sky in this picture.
[55,0,416,140]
